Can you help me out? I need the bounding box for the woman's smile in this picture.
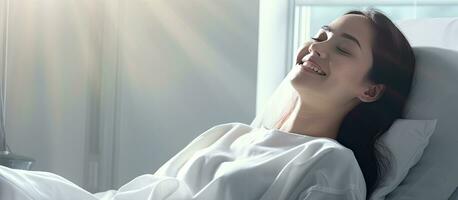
[297,62,327,76]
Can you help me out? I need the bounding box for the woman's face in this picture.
[290,14,379,110]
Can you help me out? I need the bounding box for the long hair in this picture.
[335,8,416,198]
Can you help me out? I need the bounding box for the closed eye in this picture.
[336,47,351,55]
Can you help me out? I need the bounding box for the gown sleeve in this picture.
[153,122,251,176]
[293,147,367,200]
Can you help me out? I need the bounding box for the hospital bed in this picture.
[383,17,458,200]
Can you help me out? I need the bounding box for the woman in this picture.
[0,8,415,200]
[251,7,415,199]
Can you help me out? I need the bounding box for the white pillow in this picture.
[369,119,437,200]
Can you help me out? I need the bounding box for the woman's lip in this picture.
[300,61,327,76]
[305,60,323,71]
[298,64,325,76]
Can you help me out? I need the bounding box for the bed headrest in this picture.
[386,18,458,199]
[396,17,458,51]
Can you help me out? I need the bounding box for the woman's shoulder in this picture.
[194,122,253,139]
[180,122,255,148]
[292,137,358,165]
[205,122,252,132]
[308,138,355,158]
[268,128,356,158]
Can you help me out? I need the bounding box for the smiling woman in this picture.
[255,8,416,198]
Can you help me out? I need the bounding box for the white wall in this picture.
[2,0,258,192]
[4,0,103,189]
[110,0,259,189]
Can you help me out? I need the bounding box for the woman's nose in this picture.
[308,41,327,58]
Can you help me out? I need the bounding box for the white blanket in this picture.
[0,123,366,200]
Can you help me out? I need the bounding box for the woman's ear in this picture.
[358,84,385,103]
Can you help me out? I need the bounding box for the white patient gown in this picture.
[0,122,366,200]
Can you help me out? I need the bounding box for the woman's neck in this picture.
[278,99,349,140]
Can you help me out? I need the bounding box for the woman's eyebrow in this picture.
[321,25,362,50]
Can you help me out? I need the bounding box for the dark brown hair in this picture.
[336,8,416,198]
